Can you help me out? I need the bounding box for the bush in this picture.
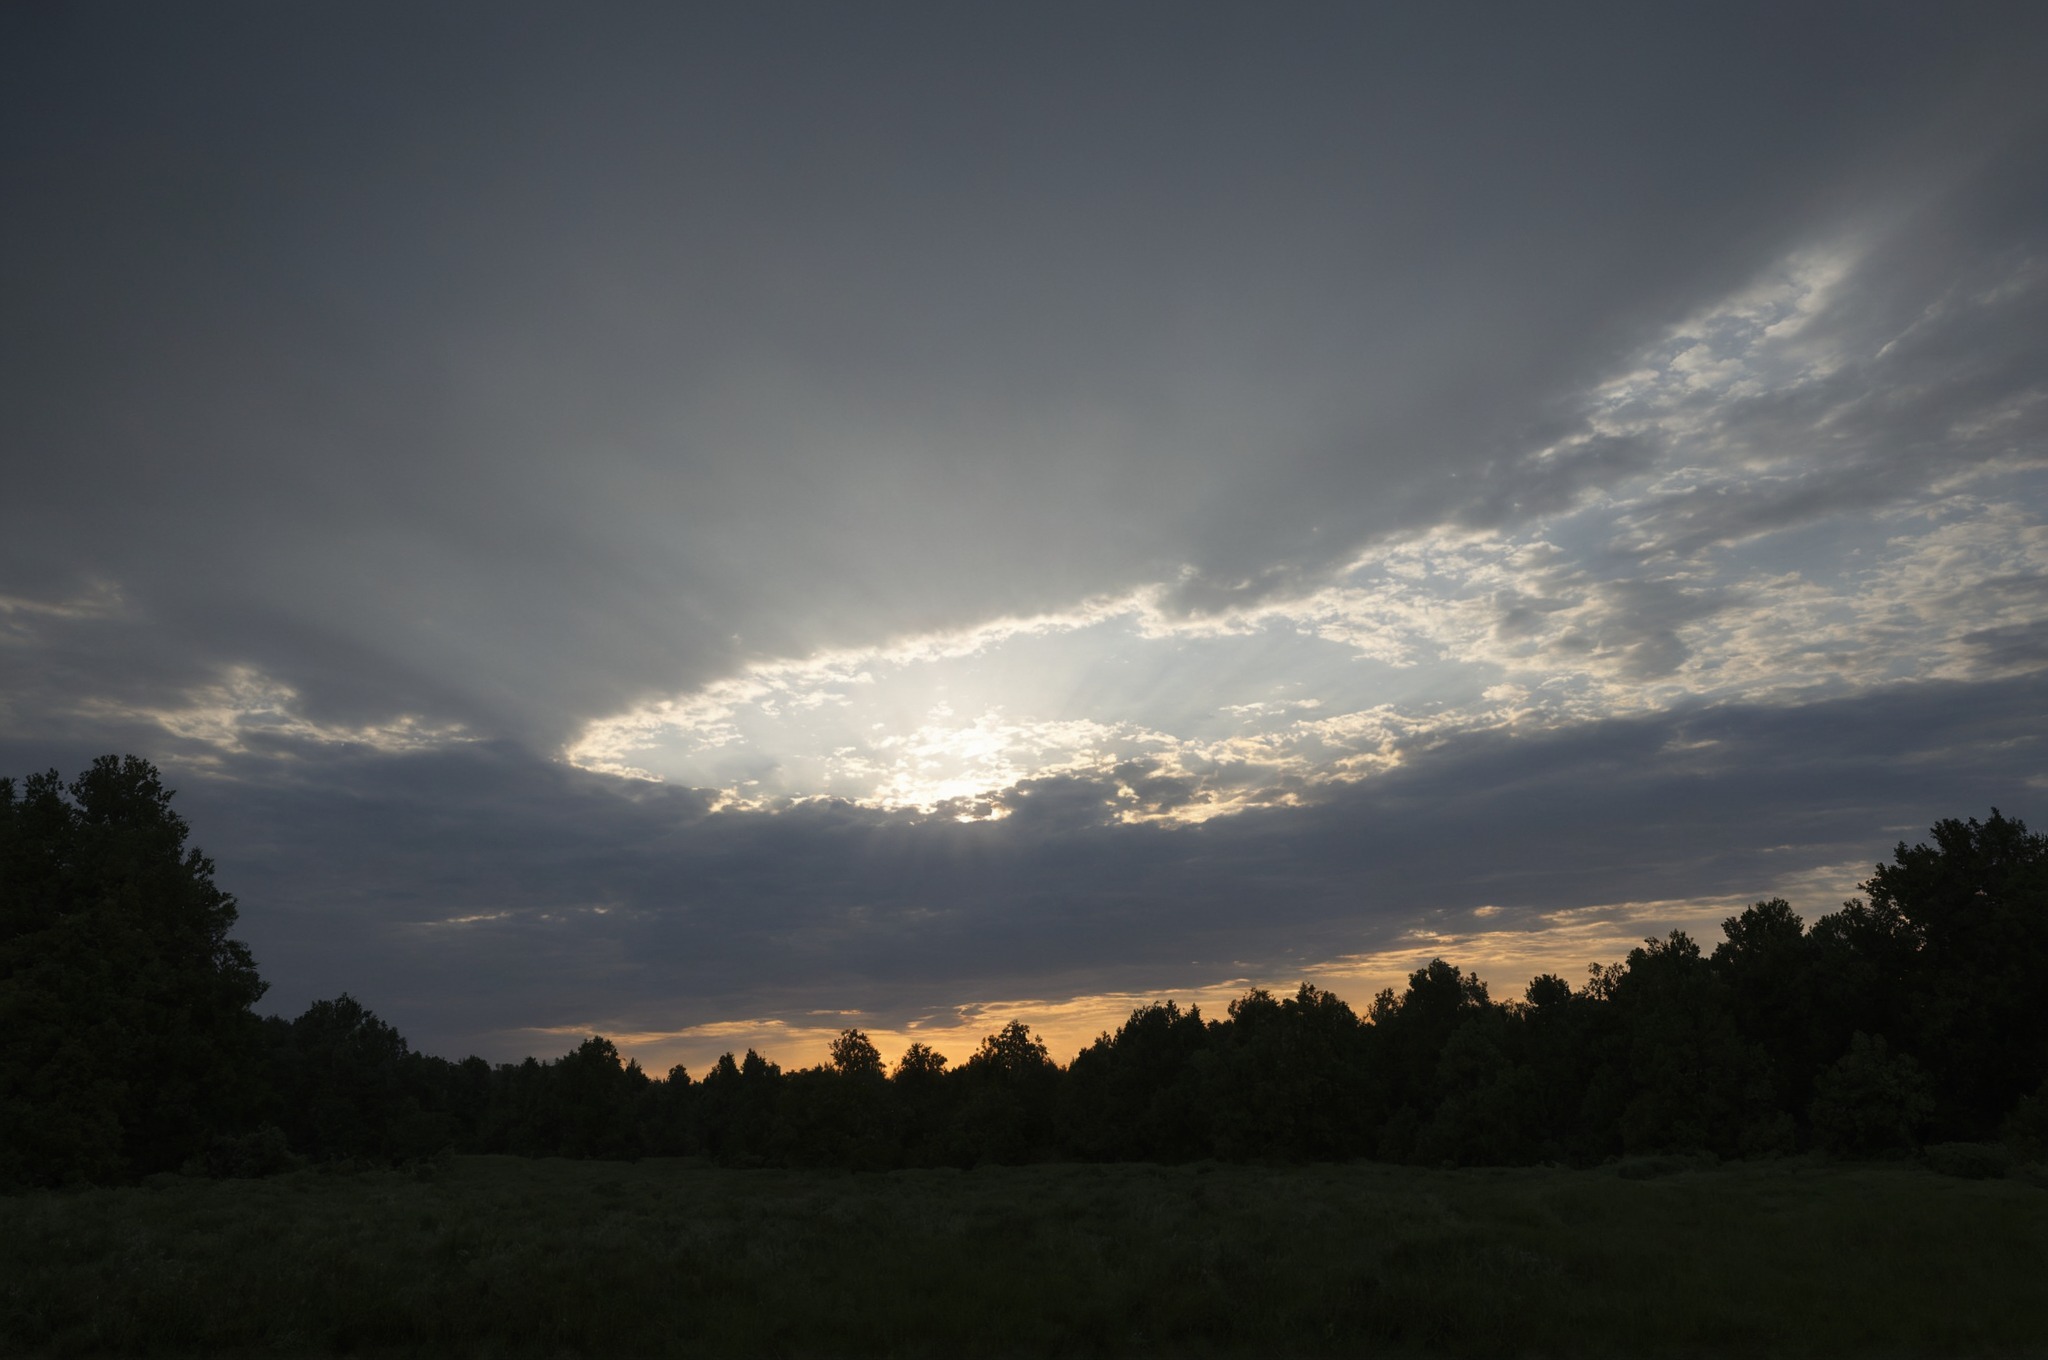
[1810,1034,1934,1156]
[183,1124,301,1179]
[2000,1077,2048,1160]
[1922,1142,2012,1180]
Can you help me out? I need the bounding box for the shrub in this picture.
[1810,1033,1934,1156]
[1922,1142,2012,1180]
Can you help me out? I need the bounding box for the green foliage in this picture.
[1809,1033,1935,1156]
[1922,1141,2013,1180]
[182,1123,301,1179]
[2002,1076,2048,1160]
[1416,1010,1544,1166]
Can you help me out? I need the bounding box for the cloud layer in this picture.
[3,3,2045,1067]
[572,227,2048,828]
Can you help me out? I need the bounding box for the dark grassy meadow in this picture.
[4,1156,2046,1358]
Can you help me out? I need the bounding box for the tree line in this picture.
[5,756,2046,1186]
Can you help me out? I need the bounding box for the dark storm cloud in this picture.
[6,4,2048,1058]
[7,3,2045,747]
[8,668,2031,1061]
[1963,621,2048,671]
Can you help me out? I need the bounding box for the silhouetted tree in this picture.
[643,1063,698,1155]
[885,1041,953,1164]
[1,757,267,1184]
[1862,811,2048,1137]
[1415,1005,1545,1165]
[765,1030,896,1167]
[1364,963,1487,1161]
[1209,984,1373,1161]
[956,1021,1058,1163]
[265,994,441,1162]
[549,1035,651,1158]
[894,1041,948,1083]
[1595,931,1788,1156]
[1711,899,1826,1124]
[829,1028,885,1079]
[1063,1001,1211,1161]
[14,773,2034,1178]
[697,1048,782,1164]
[1507,972,1595,1161]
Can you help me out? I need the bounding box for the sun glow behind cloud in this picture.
[9,4,2046,1088]
[25,235,2034,817]
[566,241,2048,822]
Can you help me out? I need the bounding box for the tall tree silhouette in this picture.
[1065,1001,1212,1161]
[1,757,267,1183]
[1847,811,2048,1138]
[957,1021,1058,1163]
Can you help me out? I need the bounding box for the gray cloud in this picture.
[8,5,2045,744]
[9,667,2034,1062]
[4,3,2047,1060]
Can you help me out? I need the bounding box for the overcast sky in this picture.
[6,2,2047,1072]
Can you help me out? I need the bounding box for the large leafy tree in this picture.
[955,1020,1059,1164]
[1211,983,1373,1161]
[0,756,267,1183]
[1064,1000,1212,1161]
[1851,811,2048,1137]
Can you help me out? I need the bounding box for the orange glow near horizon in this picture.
[506,866,1868,1079]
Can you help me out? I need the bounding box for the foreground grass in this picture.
[3,1156,2045,1357]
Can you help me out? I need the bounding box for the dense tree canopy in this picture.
[5,758,2045,1184]
[1,757,266,1183]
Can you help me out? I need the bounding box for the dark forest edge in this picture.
[4,756,2047,1188]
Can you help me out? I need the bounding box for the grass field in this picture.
[3,1155,2045,1357]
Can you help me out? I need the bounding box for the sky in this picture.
[5,2,2047,1074]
